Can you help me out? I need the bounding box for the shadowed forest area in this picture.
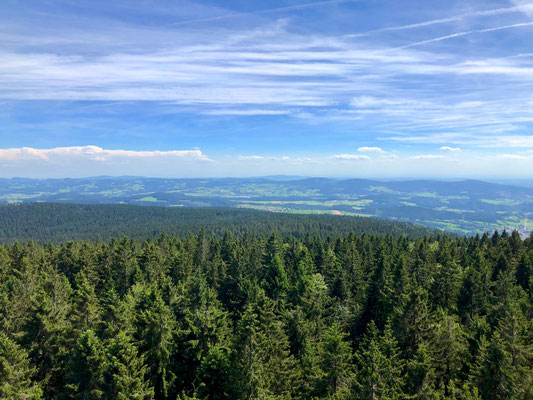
[0,203,442,243]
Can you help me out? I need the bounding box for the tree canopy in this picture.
[0,228,531,399]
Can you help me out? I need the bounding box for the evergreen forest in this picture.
[0,203,440,243]
[1,226,532,399]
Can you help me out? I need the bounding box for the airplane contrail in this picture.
[393,21,533,50]
[170,0,358,27]
[345,3,533,38]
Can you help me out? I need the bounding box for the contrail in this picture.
[345,3,533,38]
[476,20,533,33]
[170,0,358,27]
[394,21,533,50]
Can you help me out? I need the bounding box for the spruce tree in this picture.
[235,291,298,400]
[64,330,108,400]
[106,331,154,400]
[319,322,354,399]
[0,332,43,399]
[133,286,177,399]
[429,310,467,397]
[354,321,404,400]
[70,270,100,337]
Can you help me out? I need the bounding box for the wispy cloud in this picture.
[238,155,265,160]
[202,109,290,116]
[381,133,533,148]
[2,14,532,110]
[332,154,370,160]
[170,0,356,27]
[237,155,313,162]
[441,146,461,152]
[409,154,446,160]
[2,0,533,178]
[357,146,383,153]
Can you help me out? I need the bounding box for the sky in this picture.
[1,0,532,179]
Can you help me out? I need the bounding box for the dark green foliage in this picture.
[0,203,445,243]
[106,331,154,399]
[354,321,404,399]
[0,226,531,399]
[319,322,354,398]
[0,332,42,399]
[64,330,108,399]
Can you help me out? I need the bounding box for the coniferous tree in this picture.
[133,285,177,400]
[432,245,461,311]
[22,271,72,397]
[197,344,233,400]
[263,253,289,301]
[0,332,43,399]
[106,331,154,400]
[319,322,354,399]
[235,291,298,400]
[64,330,108,399]
[515,252,531,293]
[0,227,530,399]
[405,343,441,399]
[429,310,467,397]
[70,270,100,337]
[471,332,521,400]
[354,321,404,400]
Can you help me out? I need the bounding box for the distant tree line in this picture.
[0,228,531,399]
[0,203,441,243]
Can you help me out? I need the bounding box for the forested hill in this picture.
[0,203,443,243]
[1,230,531,398]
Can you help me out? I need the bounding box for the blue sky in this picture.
[1,0,532,178]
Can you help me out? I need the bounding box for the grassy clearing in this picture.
[481,199,518,206]
[412,192,439,198]
[137,196,159,202]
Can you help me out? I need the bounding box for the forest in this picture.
[0,203,441,243]
[1,227,532,399]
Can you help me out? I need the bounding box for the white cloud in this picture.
[409,154,446,160]
[382,133,533,148]
[202,109,290,116]
[168,0,356,27]
[357,146,384,153]
[351,97,401,108]
[440,146,461,152]
[1,16,532,114]
[2,0,533,172]
[0,146,211,162]
[332,154,370,160]
[238,155,265,160]
[237,155,314,163]
[511,0,533,17]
